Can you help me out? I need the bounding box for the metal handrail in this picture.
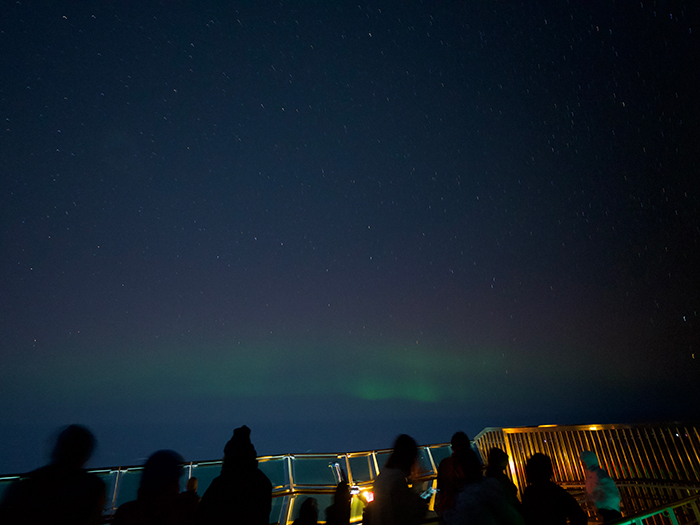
[608,492,700,525]
[3,423,699,524]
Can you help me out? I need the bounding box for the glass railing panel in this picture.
[270,494,289,525]
[429,445,452,468]
[289,494,334,523]
[259,457,288,490]
[347,455,373,484]
[0,477,20,506]
[374,452,391,473]
[93,470,118,512]
[416,447,435,476]
[114,468,143,507]
[189,463,222,495]
[291,456,339,486]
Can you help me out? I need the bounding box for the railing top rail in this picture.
[0,443,450,480]
[610,492,700,524]
[474,422,699,438]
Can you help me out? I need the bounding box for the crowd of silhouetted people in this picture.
[0,424,623,524]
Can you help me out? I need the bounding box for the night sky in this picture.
[1,1,698,474]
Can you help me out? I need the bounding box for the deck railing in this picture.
[473,423,700,524]
[2,423,699,524]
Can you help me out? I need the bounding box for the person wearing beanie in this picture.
[197,425,272,525]
[579,451,622,523]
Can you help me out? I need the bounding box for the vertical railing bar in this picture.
[668,426,691,482]
[598,428,613,478]
[659,427,681,482]
[568,429,585,484]
[618,428,637,479]
[344,453,353,486]
[615,428,633,480]
[544,431,560,481]
[556,430,572,483]
[690,500,700,523]
[682,426,700,481]
[556,430,569,482]
[689,427,700,483]
[607,428,624,480]
[667,507,681,525]
[603,428,621,481]
[504,431,524,498]
[678,426,700,481]
[547,431,564,483]
[109,468,120,515]
[574,429,589,481]
[581,428,594,460]
[649,427,672,481]
[635,427,657,480]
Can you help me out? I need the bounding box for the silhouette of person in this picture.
[0,424,106,525]
[579,451,622,523]
[325,481,351,525]
[485,447,521,512]
[197,425,272,525]
[368,434,428,525]
[112,449,190,525]
[436,431,473,516]
[442,448,523,525]
[521,453,587,525]
[179,476,201,523]
[292,497,319,525]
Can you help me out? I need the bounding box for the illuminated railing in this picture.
[0,443,450,524]
[2,423,699,524]
[473,423,700,523]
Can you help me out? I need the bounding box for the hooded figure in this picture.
[579,451,621,523]
[197,425,272,525]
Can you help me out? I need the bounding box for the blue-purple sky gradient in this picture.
[1,1,698,473]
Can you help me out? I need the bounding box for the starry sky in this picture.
[1,0,698,473]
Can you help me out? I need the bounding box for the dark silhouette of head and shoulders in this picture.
[293,496,319,525]
[484,447,521,510]
[0,424,106,525]
[197,425,273,525]
[521,453,587,525]
[436,431,478,516]
[325,481,351,525]
[112,449,189,525]
[368,434,428,525]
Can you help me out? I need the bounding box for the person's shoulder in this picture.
[438,455,454,469]
[82,469,106,486]
[113,499,143,524]
[254,467,273,487]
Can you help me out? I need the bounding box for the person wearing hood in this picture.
[579,451,622,523]
[197,425,272,525]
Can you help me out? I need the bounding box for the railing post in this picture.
[664,508,681,525]
[690,500,700,523]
